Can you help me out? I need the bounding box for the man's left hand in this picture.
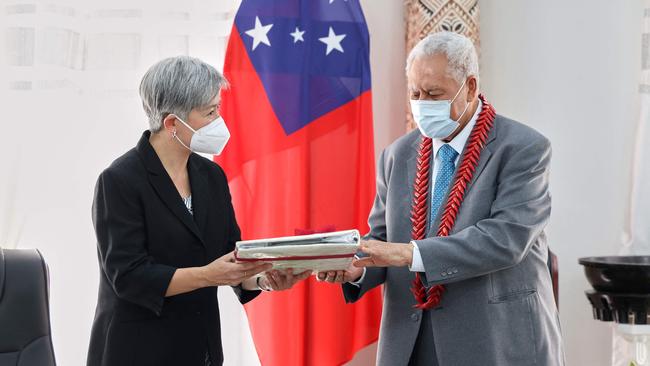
[353,240,414,268]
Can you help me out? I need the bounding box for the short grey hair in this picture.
[139,56,227,132]
[406,31,479,84]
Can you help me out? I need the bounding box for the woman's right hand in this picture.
[202,251,272,287]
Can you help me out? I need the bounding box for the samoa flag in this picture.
[215,0,383,365]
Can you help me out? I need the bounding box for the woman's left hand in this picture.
[260,269,311,291]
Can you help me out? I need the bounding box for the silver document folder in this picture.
[235,230,360,272]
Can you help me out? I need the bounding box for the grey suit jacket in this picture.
[343,114,565,366]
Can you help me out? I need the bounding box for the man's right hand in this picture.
[316,261,364,284]
[202,251,272,287]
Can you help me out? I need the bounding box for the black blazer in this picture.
[87,131,259,366]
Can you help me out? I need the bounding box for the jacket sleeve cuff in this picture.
[232,284,261,305]
[348,267,367,287]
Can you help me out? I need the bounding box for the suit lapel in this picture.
[188,155,210,241]
[149,174,205,243]
[136,131,205,245]
[408,133,436,235]
[464,121,497,194]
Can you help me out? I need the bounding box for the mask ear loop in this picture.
[450,77,471,123]
[450,77,468,104]
[173,114,198,133]
[173,132,192,152]
[454,99,471,123]
[170,114,194,152]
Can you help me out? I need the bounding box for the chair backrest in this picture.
[0,248,56,366]
[547,248,559,309]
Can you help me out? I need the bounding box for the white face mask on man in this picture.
[409,78,470,139]
[172,115,231,155]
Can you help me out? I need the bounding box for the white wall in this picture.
[361,0,407,157]
[480,1,644,365]
[1,0,644,365]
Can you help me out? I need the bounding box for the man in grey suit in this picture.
[319,32,565,365]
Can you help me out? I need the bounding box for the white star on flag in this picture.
[319,26,346,55]
[245,16,273,51]
[290,27,305,43]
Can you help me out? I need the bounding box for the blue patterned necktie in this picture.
[430,144,459,226]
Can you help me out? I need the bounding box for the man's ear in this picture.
[467,76,479,101]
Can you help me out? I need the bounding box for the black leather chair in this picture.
[0,248,56,366]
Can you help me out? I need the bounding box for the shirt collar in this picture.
[432,99,483,158]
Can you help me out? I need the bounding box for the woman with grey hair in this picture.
[87,56,310,366]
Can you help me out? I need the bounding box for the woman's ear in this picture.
[160,114,178,139]
[162,114,177,131]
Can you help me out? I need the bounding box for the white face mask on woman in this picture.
[172,115,231,155]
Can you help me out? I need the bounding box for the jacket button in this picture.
[411,313,420,322]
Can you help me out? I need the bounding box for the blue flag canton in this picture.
[234,0,371,135]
